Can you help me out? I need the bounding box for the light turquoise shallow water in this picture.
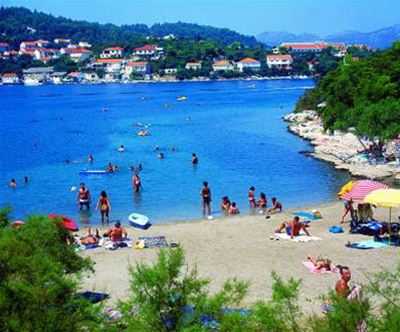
[0,79,349,225]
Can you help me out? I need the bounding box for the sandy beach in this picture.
[80,201,400,313]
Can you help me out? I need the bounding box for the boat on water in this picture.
[24,78,43,86]
[177,95,187,101]
[137,130,150,137]
[128,213,151,229]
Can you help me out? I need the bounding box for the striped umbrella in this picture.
[339,180,389,202]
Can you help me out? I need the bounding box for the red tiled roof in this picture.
[127,61,148,66]
[21,51,35,56]
[68,71,80,77]
[104,47,123,51]
[39,57,51,61]
[282,42,346,50]
[71,48,91,53]
[238,57,259,63]
[35,40,50,43]
[96,58,123,64]
[267,55,293,61]
[134,44,156,51]
[213,60,230,66]
[3,72,17,77]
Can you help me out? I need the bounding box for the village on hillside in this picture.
[0,37,372,85]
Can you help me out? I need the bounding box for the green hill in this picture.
[296,41,400,140]
[0,7,258,48]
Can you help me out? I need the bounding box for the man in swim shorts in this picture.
[200,181,212,218]
[77,183,91,210]
[275,216,311,239]
[107,221,127,242]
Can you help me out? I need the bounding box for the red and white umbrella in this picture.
[340,180,389,202]
[48,214,79,231]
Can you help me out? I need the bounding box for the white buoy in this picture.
[70,186,77,192]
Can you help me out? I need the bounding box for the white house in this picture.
[132,44,164,59]
[212,60,234,72]
[100,47,123,59]
[35,40,50,48]
[124,61,151,78]
[185,62,202,70]
[60,48,92,62]
[266,54,293,69]
[78,41,92,48]
[50,72,67,84]
[96,58,124,73]
[20,41,37,51]
[163,68,177,75]
[83,72,99,82]
[236,58,261,72]
[54,38,71,45]
[1,72,20,84]
[34,48,61,61]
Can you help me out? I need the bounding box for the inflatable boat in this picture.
[128,213,151,229]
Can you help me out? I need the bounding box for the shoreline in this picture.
[284,110,400,183]
[80,200,399,313]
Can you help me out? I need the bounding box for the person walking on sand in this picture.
[341,199,356,224]
[132,172,142,193]
[95,190,112,224]
[200,181,212,218]
[77,183,91,210]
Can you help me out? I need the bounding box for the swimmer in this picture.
[191,153,199,165]
[118,145,125,152]
[24,176,29,183]
[88,154,94,163]
[132,172,142,193]
[9,178,16,187]
[170,146,176,152]
[157,152,164,159]
[137,164,143,171]
[154,146,160,151]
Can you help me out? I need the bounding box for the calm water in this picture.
[0,79,349,225]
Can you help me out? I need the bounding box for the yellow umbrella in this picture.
[337,180,356,197]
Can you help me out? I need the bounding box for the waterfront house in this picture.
[236,58,261,72]
[185,62,202,70]
[266,54,293,69]
[54,38,71,45]
[60,48,92,62]
[35,40,50,48]
[34,48,61,61]
[96,58,124,73]
[1,72,20,84]
[83,72,99,82]
[212,60,234,72]
[22,66,54,84]
[132,44,164,59]
[0,43,10,53]
[3,50,19,59]
[20,41,37,51]
[163,68,177,75]
[124,61,152,79]
[65,71,84,83]
[100,47,124,59]
[50,72,67,84]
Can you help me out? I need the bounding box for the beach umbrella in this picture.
[11,220,24,228]
[364,189,400,222]
[339,180,389,202]
[48,214,79,231]
[337,180,356,197]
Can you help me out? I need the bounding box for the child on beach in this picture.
[95,191,112,224]
[248,186,256,212]
[257,192,267,214]
[268,197,282,214]
[229,202,240,215]
[221,196,231,215]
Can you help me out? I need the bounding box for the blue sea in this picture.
[0,79,349,225]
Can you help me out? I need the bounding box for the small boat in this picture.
[79,169,109,175]
[128,213,151,229]
[177,95,187,101]
[137,130,149,137]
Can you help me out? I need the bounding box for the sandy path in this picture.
[81,201,400,312]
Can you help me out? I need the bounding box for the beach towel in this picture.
[104,239,132,250]
[76,291,109,304]
[293,211,320,220]
[329,226,344,233]
[345,239,388,250]
[138,236,168,248]
[302,262,338,274]
[275,233,321,242]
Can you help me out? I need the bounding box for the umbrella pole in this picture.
[389,207,392,245]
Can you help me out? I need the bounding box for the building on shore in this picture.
[54,38,71,45]
[236,58,261,72]
[50,72,67,84]
[22,67,54,84]
[280,42,347,57]
[212,60,234,72]
[162,68,177,75]
[266,54,293,69]
[185,62,202,70]
[124,61,152,79]
[100,47,124,59]
[78,41,92,48]
[1,72,20,84]
[60,48,92,62]
[132,44,164,59]
[95,58,124,73]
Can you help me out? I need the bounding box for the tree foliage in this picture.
[296,41,400,139]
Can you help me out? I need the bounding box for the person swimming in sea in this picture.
[9,178,16,187]
[118,145,125,152]
[24,176,29,183]
[191,153,199,165]
[88,154,94,163]
[157,152,164,159]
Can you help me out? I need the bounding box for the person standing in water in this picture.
[88,155,94,163]
[9,179,16,187]
[248,186,257,212]
[200,181,212,218]
[77,183,91,210]
[191,153,199,165]
[95,190,112,224]
[132,172,141,193]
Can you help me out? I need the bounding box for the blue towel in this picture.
[346,239,388,250]
[329,226,344,234]
[293,211,317,220]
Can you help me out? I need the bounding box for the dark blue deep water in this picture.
[0,79,349,225]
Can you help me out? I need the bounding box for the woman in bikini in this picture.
[95,190,112,224]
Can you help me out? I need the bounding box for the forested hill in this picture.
[296,41,400,140]
[0,7,258,47]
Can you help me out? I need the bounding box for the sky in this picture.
[3,0,400,36]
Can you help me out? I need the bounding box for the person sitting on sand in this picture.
[9,178,16,187]
[357,203,374,223]
[257,192,267,214]
[221,196,231,215]
[307,255,332,271]
[107,221,127,242]
[341,199,356,224]
[335,265,363,300]
[229,202,240,215]
[95,190,112,224]
[268,197,282,213]
[275,216,311,239]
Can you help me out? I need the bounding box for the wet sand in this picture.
[80,201,400,313]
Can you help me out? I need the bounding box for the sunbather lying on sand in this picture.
[307,255,332,271]
[275,216,311,239]
[80,228,101,245]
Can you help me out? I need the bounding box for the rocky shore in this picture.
[284,110,400,183]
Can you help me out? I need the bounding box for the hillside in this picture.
[295,41,400,140]
[0,7,258,47]
[257,24,400,49]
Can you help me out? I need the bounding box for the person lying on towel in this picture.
[275,216,311,239]
[307,255,332,271]
[106,221,127,242]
